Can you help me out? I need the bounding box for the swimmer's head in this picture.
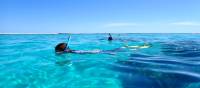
[108,33,113,41]
[108,37,113,41]
[55,43,67,52]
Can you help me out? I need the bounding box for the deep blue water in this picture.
[0,34,200,88]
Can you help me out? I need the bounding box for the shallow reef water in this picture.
[0,34,200,88]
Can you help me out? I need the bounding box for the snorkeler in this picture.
[108,33,113,41]
[55,43,104,54]
[55,35,105,54]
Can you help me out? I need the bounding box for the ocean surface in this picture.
[0,33,200,88]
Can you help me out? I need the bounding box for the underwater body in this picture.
[0,33,200,88]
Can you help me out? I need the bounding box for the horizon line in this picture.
[0,32,200,34]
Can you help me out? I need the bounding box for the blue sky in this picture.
[0,0,200,33]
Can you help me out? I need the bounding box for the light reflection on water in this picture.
[0,34,200,88]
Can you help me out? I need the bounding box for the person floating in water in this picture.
[108,33,113,41]
[55,43,102,54]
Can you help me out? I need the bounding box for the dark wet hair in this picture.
[55,43,67,52]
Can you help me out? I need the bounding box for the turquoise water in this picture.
[0,34,200,88]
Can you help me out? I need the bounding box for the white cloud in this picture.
[170,22,200,26]
[104,22,141,27]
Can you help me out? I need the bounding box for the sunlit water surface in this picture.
[0,34,200,88]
